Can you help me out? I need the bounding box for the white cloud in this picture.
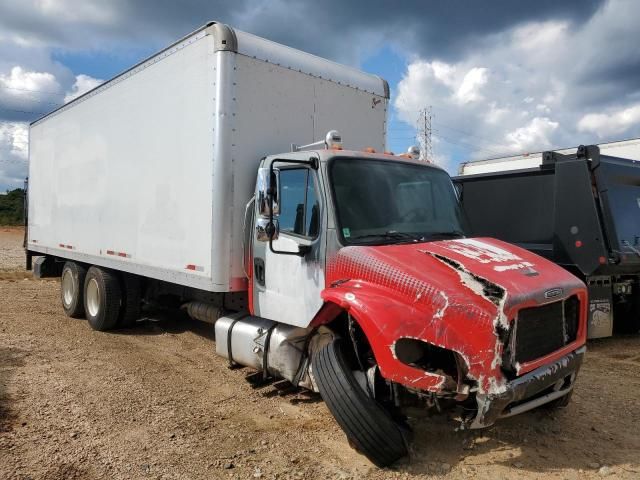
[577,104,640,138]
[455,67,489,104]
[0,65,59,93]
[0,121,29,191]
[536,103,551,113]
[431,61,457,88]
[394,2,640,170]
[0,65,63,117]
[64,74,103,103]
[504,117,559,152]
[512,21,569,53]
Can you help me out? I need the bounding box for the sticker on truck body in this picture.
[441,238,524,264]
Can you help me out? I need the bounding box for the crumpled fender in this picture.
[317,240,588,396]
[317,281,483,393]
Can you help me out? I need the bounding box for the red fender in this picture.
[315,283,454,392]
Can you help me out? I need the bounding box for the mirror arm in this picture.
[267,156,318,257]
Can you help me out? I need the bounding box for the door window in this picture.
[279,168,320,238]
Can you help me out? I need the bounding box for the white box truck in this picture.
[27,22,589,467]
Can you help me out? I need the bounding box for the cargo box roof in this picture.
[31,21,389,127]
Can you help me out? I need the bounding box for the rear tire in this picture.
[84,266,122,331]
[118,274,141,328]
[60,262,87,318]
[312,338,409,467]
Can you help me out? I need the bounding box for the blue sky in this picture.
[1,0,640,190]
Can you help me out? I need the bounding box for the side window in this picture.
[279,168,320,238]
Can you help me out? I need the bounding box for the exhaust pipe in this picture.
[182,301,221,324]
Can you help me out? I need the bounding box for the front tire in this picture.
[84,266,122,331]
[61,261,87,318]
[312,338,409,467]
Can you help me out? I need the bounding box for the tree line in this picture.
[0,189,25,225]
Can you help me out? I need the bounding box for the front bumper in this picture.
[466,346,586,429]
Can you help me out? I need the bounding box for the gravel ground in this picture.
[0,227,25,272]
[1,227,640,479]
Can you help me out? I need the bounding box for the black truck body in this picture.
[454,145,640,338]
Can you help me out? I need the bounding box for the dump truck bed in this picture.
[454,146,640,338]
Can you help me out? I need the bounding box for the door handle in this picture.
[254,258,265,286]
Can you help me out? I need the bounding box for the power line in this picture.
[433,132,502,156]
[432,132,514,158]
[390,120,514,152]
[0,107,49,116]
[0,84,64,95]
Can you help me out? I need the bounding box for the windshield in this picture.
[330,157,467,245]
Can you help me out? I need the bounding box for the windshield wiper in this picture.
[350,231,425,244]
[426,230,466,239]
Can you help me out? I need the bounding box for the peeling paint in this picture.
[441,238,523,264]
[493,262,534,272]
[433,291,449,319]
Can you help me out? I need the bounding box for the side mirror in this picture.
[256,218,279,242]
[257,167,280,217]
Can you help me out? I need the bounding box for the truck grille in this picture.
[506,296,580,367]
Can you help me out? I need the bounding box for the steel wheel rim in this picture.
[61,270,75,308]
[86,278,100,317]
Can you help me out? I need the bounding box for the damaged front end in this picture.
[467,345,585,429]
[322,237,588,429]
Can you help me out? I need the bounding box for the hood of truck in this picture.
[323,237,587,395]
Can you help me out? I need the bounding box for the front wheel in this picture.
[312,338,409,467]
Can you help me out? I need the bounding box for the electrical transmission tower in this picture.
[416,106,433,162]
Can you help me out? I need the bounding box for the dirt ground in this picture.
[1,227,639,480]
[0,227,26,272]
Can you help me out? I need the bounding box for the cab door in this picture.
[251,156,326,327]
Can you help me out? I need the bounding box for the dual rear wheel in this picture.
[60,261,141,331]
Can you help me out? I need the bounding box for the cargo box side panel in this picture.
[228,54,387,282]
[28,34,216,289]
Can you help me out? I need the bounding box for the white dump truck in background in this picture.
[26,22,588,467]
[458,137,640,175]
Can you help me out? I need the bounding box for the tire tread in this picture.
[84,266,122,331]
[312,338,408,467]
[61,261,87,318]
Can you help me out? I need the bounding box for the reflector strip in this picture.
[105,250,131,258]
[59,243,74,249]
[185,264,204,272]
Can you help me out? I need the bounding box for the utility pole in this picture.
[416,106,433,162]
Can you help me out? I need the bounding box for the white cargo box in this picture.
[27,22,389,292]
